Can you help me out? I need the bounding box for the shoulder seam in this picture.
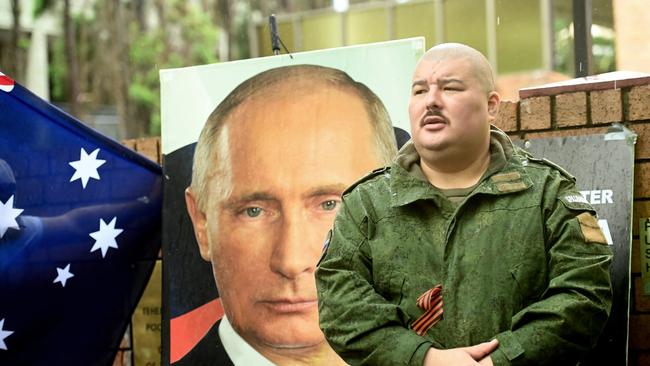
[524,156,575,181]
[343,166,391,196]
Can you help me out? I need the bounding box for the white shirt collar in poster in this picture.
[219,315,276,366]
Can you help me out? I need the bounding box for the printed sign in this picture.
[641,218,650,295]
[160,38,424,366]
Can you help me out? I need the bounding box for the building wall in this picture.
[613,0,650,73]
[256,0,550,74]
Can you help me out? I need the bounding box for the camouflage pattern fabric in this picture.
[316,127,613,366]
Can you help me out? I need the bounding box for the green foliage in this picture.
[554,17,616,76]
[553,17,573,75]
[17,38,30,50]
[33,0,55,17]
[128,2,219,136]
[49,37,67,101]
[592,34,616,73]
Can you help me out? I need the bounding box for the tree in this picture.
[5,0,31,82]
[63,0,81,117]
[128,0,219,135]
[37,0,220,138]
[9,0,21,79]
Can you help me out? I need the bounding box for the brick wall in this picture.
[494,73,650,366]
[114,137,162,366]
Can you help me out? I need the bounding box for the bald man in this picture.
[316,43,613,366]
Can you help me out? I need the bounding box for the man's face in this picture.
[408,56,498,158]
[192,86,382,352]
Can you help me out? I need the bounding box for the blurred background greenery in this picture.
[0,0,626,139]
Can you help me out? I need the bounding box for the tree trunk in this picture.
[108,1,141,138]
[216,0,234,61]
[9,0,21,79]
[134,0,146,32]
[64,0,81,117]
[78,1,90,105]
[279,0,293,13]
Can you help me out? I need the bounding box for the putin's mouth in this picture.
[260,299,318,313]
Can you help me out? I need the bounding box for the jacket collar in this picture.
[389,125,532,208]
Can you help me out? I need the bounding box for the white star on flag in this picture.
[0,318,13,351]
[53,263,75,287]
[69,148,106,189]
[89,217,123,258]
[0,195,23,239]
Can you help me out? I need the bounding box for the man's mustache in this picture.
[421,109,448,126]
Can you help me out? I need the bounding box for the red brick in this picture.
[633,201,650,236]
[635,277,650,311]
[634,238,641,274]
[638,351,650,366]
[630,314,650,350]
[519,96,551,130]
[135,137,160,164]
[628,85,650,121]
[591,89,623,125]
[494,101,518,132]
[523,126,608,140]
[555,92,588,127]
[121,139,137,150]
[629,123,650,160]
[635,162,650,198]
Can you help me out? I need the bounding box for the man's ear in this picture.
[487,91,501,121]
[185,187,211,261]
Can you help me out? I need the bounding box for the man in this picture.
[316,43,613,366]
[183,65,398,365]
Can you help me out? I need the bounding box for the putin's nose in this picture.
[270,212,317,279]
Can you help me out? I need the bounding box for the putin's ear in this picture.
[185,187,211,261]
[487,91,501,121]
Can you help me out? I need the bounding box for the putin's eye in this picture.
[320,200,339,211]
[244,207,263,217]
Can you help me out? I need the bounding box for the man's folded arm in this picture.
[490,184,613,366]
[316,195,434,366]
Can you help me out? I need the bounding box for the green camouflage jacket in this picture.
[316,128,612,366]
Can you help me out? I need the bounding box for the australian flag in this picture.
[0,72,161,365]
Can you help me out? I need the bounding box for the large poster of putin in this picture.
[161,38,424,365]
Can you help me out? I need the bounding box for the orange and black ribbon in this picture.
[411,284,443,336]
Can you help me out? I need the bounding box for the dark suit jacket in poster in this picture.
[172,320,234,366]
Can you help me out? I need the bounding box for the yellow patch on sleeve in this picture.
[576,212,608,245]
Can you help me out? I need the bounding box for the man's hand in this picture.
[478,356,494,366]
[423,339,499,366]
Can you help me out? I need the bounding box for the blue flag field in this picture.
[0,72,161,365]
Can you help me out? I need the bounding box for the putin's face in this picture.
[187,84,384,356]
